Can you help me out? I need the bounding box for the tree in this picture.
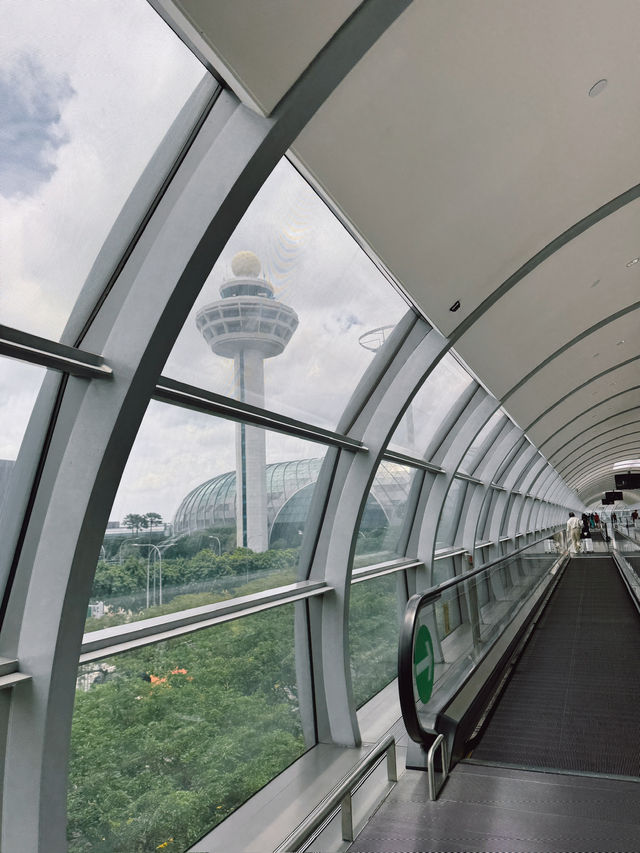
[68,605,305,852]
[123,513,148,534]
[145,512,163,532]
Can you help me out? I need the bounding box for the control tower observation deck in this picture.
[195,251,298,551]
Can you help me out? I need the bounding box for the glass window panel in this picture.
[0,356,46,517]
[411,541,556,714]
[482,488,502,540]
[435,478,468,549]
[387,353,473,459]
[435,592,463,641]
[458,410,505,475]
[163,158,409,430]
[87,401,328,632]
[350,573,403,708]
[0,0,206,339]
[353,461,420,568]
[476,489,493,542]
[501,494,517,536]
[69,605,307,852]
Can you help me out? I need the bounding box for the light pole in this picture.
[117,538,137,564]
[132,544,163,607]
[208,535,221,556]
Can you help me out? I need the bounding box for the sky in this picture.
[0,0,477,528]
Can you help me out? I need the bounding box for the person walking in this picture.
[567,512,582,554]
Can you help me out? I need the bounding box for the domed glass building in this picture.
[172,457,409,547]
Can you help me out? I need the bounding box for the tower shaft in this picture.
[235,350,268,551]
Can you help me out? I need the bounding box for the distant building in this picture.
[172,457,411,548]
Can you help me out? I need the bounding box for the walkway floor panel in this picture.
[347,763,640,853]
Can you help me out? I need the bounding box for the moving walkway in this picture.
[348,536,640,851]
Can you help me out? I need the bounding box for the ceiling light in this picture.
[616,340,625,345]
[449,300,461,312]
[626,257,639,267]
[592,352,600,358]
[588,79,608,97]
[591,279,600,288]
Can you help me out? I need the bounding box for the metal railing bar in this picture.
[351,559,421,584]
[382,449,444,474]
[455,472,484,486]
[0,672,31,691]
[155,376,367,452]
[0,324,111,379]
[434,547,467,560]
[80,580,329,662]
[273,734,396,853]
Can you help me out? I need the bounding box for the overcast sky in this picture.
[1,0,477,526]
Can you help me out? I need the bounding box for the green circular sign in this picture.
[414,623,435,703]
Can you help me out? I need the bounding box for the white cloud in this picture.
[0,0,204,339]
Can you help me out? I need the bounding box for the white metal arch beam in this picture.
[540,391,640,457]
[553,422,640,473]
[558,434,640,481]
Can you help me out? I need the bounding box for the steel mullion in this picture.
[382,448,444,474]
[80,580,329,662]
[155,375,367,452]
[0,325,111,379]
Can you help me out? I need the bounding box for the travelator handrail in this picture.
[273,734,397,853]
[398,532,564,746]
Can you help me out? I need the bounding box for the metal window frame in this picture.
[80,579,329,663]
[154,375,367,452]
[0,326,112,380]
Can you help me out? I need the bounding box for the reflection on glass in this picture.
[350,574,402,707]
[163,158,409,430]
[435,478,468,549]
[0,0,206,339]
[353,462,420,568]
[0,357,46,517]
[69,606,306,852]
[388,353,473,459]
[412,541,556,718]
[86,401,327,632]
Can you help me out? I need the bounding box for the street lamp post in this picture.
[132,544,163,607]
[118,538,138,564]
[208,536,221,556]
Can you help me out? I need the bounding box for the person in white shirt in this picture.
[566,512,582,554]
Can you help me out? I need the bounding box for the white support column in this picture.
[304,317,447,746]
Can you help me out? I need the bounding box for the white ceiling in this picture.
[160,0,640,501]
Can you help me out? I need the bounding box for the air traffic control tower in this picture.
[195,251,299,551]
